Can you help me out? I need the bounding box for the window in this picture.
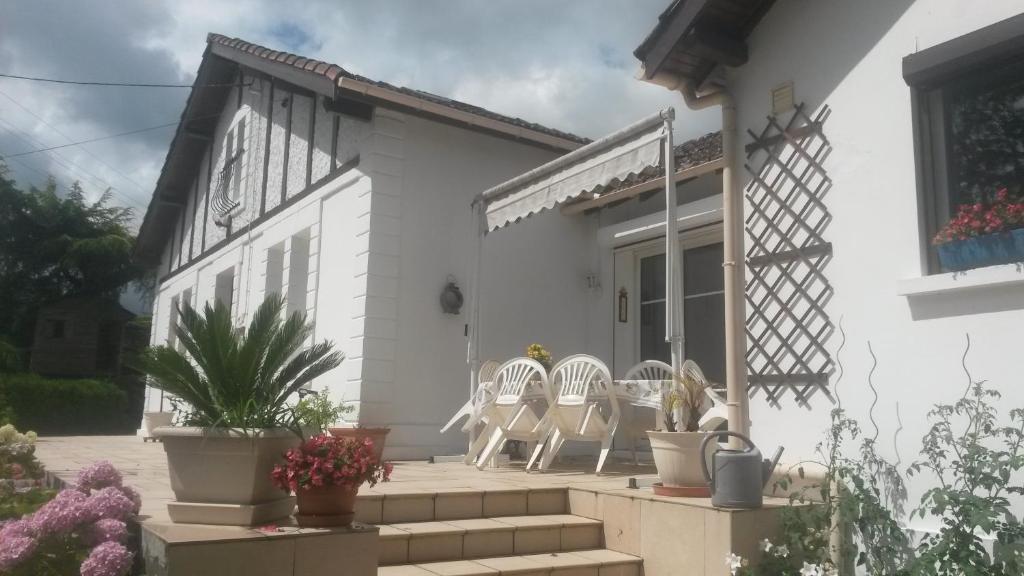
[904,14,1024,273]
[166,295,179,348]
[265,242,285,299]
[47,319,66,339]
[286,232,310,318]
[212,110,249,218]
[215,267,235,313]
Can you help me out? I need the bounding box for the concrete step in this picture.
[356,487,568,524]
[378,549,642,576]
[379,514,603,565]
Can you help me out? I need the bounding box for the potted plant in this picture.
[646,360,715,492]
[932,187,1024,272]
[294,390,353,438]
[328,425,390,463]
[133,295,344,525]
[526,343,553,371]
[271,434,392,527]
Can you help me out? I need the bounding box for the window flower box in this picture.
[933,188,1024,272]
[936,228,1024,272]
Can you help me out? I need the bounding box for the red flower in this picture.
[933,188,1024,245]
[270,434,392,494]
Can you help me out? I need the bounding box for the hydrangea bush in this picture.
[0,424,43,481]
[0,461,139,576]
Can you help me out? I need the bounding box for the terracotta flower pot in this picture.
[328,427,389,462]
[294,484,359,527]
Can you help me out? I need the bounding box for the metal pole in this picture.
[661,109,684,386]
[466,204,485,451]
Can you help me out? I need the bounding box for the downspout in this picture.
[677,81,750,444]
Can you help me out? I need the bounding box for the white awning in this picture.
[476,111,670,232]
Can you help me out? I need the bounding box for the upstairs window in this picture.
[904,14,1024,274]
[212,109,250,220]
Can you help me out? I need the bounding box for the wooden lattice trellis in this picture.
[743,103,835,408]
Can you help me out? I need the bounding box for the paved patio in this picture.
[33,435,673,523]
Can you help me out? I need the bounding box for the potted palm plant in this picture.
[271,434,392,527]
[134,295,344,525]
[646,360,715,495]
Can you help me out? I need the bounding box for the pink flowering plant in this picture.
[271,434,392,494]
[933,188,1024,244]
[0,461,139,576]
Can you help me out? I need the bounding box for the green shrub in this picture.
[0,374,131,434]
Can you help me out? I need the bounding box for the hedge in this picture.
[0,374,133,435]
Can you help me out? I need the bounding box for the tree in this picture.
[0,163,142,347]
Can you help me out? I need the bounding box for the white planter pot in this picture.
[153,426,300,506]
[141,412,175,436]
[647,430,716,487]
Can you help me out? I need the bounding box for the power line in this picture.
[0,72,248,89]
[0,88,150,194]
[3,116,212,159]
[0,117,147,210]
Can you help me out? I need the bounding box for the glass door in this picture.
[636,239,726,384]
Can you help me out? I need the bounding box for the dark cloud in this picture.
[0,0,719,219]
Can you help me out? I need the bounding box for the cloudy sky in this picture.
[1,1,719,225]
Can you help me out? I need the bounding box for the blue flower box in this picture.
[936,228,1024,272]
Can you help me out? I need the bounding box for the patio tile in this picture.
[473,554,549,575]
[379,566,437,576]
[528,488,567,514]
[293,531,377,576]
[561,524,602,550]
[520,551,600,569]
[595,494,641,555]
[482,488,528,517]
[384,494,436,523]
[408,533,464,563]
[567,489,598,519]
[378,525,411,565]
[415,559,499,575]
[435,491,484,520]
[640,499,706,576]
[354,493,383,523]
[513,525,561,554]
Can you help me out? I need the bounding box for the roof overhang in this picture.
[634,0,777,89]
[133,47,237,266]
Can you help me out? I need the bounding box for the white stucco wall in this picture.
[724,0,1024,531]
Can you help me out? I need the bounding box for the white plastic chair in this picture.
[472,358,552,470]
[534,355,620,474]
[440,360,501,436]
[622,360,673,464]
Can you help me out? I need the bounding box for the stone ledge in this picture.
[142,518,379,576]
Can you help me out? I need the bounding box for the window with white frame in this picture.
[904,14,1024,274]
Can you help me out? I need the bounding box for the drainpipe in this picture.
[677,81,750,445]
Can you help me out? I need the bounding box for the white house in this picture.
[627,0,1024,533]
[136,34,729,459]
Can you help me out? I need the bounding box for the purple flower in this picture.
[0,518,36,540]
[32,489,91,535]
[79,541,133,576]
[76,461,123,492]
[0,536,36,572]
[85,487,135,522]
[117,485,142,514]
[83,518,128,546]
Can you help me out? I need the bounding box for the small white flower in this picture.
[726,553,744,575]
[800,563,823,576]
[775,544,790,558]
[760,539,773,553]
